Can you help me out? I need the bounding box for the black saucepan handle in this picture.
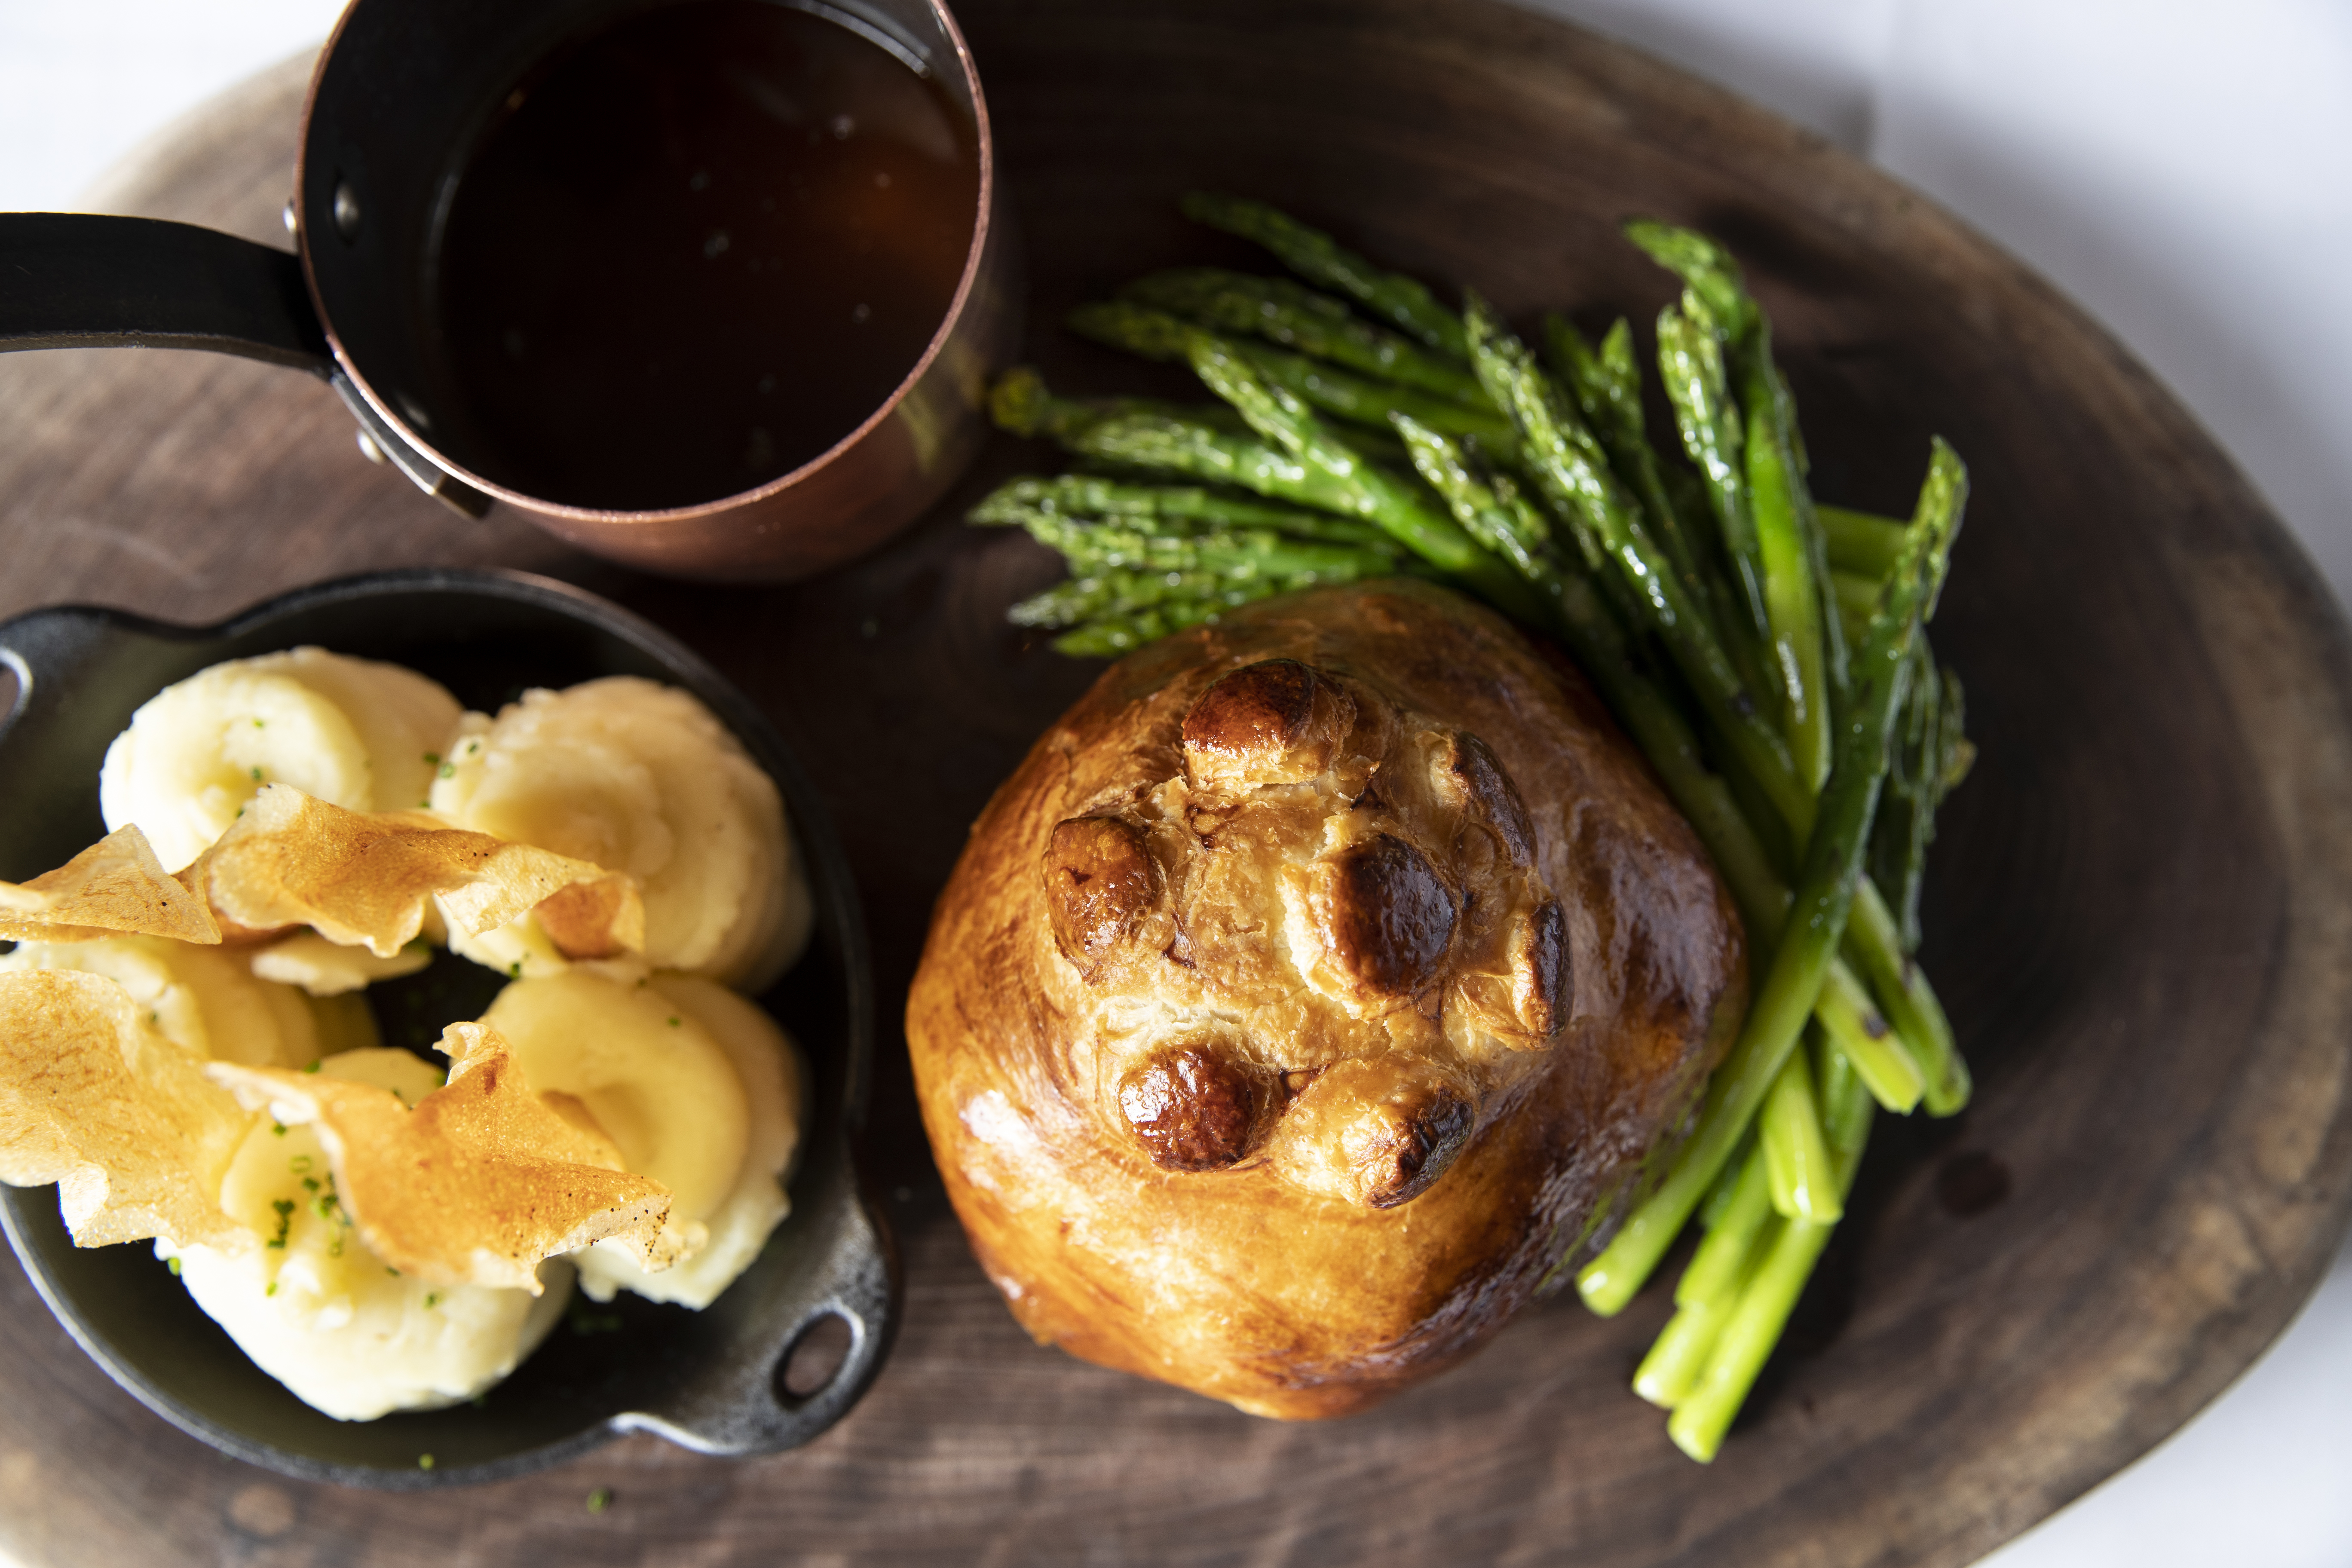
[0,214,491,515]
[0,213,330,371]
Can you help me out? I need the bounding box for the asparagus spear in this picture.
[997,510,1403,585]
[1634,1136,1775,1408]
[1813,958,1926,1112]
[1819,503,1909,579]
[1124,267,1494,410]
[1623,220,1758,344]
[1759,1041,1841,1223]
[1177,337,1548,623]
[1872,651,1977,952]
[989,364,1254,442]
[1850,863,1972,1114]
[1667,1030,1875,1461]
[1180,191,1471,359]
[1543,316,1711,612]
[989,367,1437,540]
[1068,301,1518,447]
[972,473,1406,554]
[1466,295,1816,841]
[1577,437,1964,1318]
[1655,298,1773,658]
[1008,568,1243,630]
[1748,372,1835,792]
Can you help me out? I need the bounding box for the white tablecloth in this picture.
[2,1,2348,1562]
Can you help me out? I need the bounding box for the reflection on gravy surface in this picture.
[433,0,980,511]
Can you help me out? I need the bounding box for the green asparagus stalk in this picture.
[1749,380,1834,792]
[1577,437,1963,1318]
[1634,1139,1776,1408]
[1635,224,1849,768]
[1623,220,1758,344]
[1008,568,1243,629]
[998,510,1402,585]
[1819,503,1909,579]
[972,474,1406,554]
[1124,267,1494,409]
[1667,1029,1875,1461]
[1178,337,1548,623]
[1759,1041,1841,1223]
[1848,878,1971,1113]
[1678,1136,1776,1311]
[1466,295,1816,841]
[1068,301,1518,447]
[1551,312,1789,763]
[989,364,1246,442]
[1655,299,1773,656]
[1543,315,1715,622]
[1185,191,1458,359]
[1872,650,1977,952]
[1179,192,1471,360]
[1813,958,1926,1112]
[990,366,1464,561]
[1053,598,1248,658]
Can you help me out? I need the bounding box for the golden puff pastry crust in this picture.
[907,580,1747,1418]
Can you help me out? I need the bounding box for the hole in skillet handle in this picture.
[778,1310,857,1402]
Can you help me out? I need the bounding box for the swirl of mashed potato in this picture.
[429,677,811,991]
[163,1048,573,1422]
[98,648,463,873]
[480,969,801,1309]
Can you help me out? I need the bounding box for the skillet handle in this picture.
[613,1170,901,1458]
[0,213,331,372]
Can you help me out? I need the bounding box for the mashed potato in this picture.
[163,1048,572,1421]
[429,678,810,989]
[99,649,462,873]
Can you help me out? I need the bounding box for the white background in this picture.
[2,2,2349,1564]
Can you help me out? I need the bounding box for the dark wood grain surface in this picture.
[5,3,2352,1564]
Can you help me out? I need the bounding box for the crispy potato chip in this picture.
[531,876,647,961]
[181,786,643,959]
[0,969,252,1249]
[205,1021,676,1293]
[0,826,221,946]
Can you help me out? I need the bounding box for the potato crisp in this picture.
[0,826,220,946]
[184,785,643,958]
[206,1022,677,1292]
[0,968,251,1249]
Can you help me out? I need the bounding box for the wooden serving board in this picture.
[6,3,2352,1563]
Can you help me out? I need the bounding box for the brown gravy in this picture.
[431,0,980,511]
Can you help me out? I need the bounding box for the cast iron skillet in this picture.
[0,568,892,1488]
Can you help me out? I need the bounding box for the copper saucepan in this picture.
[0,0,1020,582]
